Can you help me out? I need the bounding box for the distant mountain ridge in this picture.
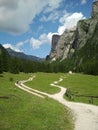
[6,48,44,62]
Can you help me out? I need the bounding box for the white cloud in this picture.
[30,38,42,49]
[3,43,22,52]
[3,43,13,50]
[30,12,85,49]
[58,12,85,35]
[40,10,60,22]
[3,32,53,51]
[30,33,53,49]
[0,0,63,34]
[47,32,53,43]
[40,9,67,23]
[39,34,49,43]
[2,39,29,52]
[16,42,24,48]
[81,0,87,4]
[44,0,63,13]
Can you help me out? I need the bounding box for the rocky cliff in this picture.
[49,34,60,61]
[48,1,98,63]
[92,1,98,19]
[56,27,76,60]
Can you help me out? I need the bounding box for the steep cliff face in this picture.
[92,1,98,19]
[72,18,97,50]
[56,27,76,60]
[48,1,98,62]
[49,34,60,61]
[72,21,98,74]
[49,27,76,61]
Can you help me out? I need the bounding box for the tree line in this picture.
[0,43,98,75]
[0,44,66,74]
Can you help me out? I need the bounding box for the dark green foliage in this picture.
[9,77,13,82]
[0,56,3,73]
[70,22,98,75]
[9,57,20,74]
[0,44,9,73]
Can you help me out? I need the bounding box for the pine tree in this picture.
[9,57,20,74]
[0,56,3,73]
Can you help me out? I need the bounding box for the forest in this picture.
[0,43,98,75]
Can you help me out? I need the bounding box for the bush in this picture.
[9,77,13,82]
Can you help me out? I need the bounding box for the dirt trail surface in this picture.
[15,76,98,130]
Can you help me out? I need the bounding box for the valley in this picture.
[0,1,98,130]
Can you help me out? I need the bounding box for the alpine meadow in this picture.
[0,1,98,130]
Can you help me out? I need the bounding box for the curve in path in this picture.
[15,75,98,130]
[15,76,45,98]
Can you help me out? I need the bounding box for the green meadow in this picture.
[0,72,73,130]
[58,73,98,105]
[25,72,63,94]
[1,72,98,130]
[26,72,98,105]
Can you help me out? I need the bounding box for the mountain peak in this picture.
[6,48,44,62]
[47,1,98,62]
[92,0,98,19]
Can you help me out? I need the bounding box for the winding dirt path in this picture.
[15,75,98,130]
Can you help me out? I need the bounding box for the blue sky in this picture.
[0,0,95,58]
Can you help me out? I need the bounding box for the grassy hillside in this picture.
[58,73,98,105]
[0,72,73,130]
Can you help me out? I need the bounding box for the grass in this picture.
[25,72,63,94]
[58,73,98,105]
[0,72,73,130]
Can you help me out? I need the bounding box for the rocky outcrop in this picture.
[48,27,76,61]
[49,34,60,61]
[72,18,97,50]
[92,1,98,19]
[56,27,76,60]
[48,1,98,62]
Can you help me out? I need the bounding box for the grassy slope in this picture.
[58,73,98,105]
[0,72,73,130]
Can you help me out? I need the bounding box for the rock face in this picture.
[49,34,60,60]
[48,1,98,62]
[49,27,76,61]
[92,1,98,19]
[73,18,97,50]
[56,27,76,60]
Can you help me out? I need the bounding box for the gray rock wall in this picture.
[48,1,98,62]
